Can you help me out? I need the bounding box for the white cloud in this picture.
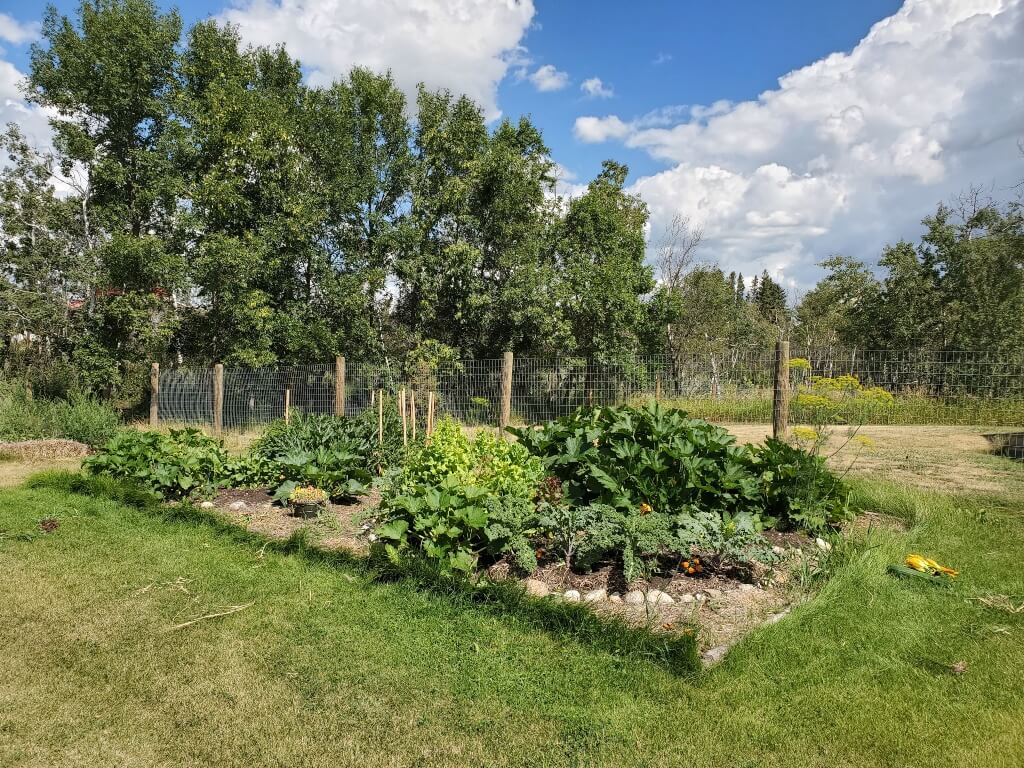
[528,63,569,92]
[221,0,536,120]
[574,114,631,143]
[652,52,672,66]
[0,59,52,150]
[0,13,38,45]
[580,76,613,98]
[610,0,1024,286]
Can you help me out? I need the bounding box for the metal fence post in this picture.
[213,363,224,434]
[773,341,790,439]
[335,355,346,417]
[500,350,513,433]
[149,362,159,427]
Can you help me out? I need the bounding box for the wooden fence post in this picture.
[149,362,159,427]
[377,390,384,445]
[334,355,346,417]
[284,388,291,425]
[426,391,435,439]
[213,363,224,434]
[655,372,662,401]
[773,340,790,439]
[500,350,513,434]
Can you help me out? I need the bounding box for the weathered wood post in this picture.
[377,390,384,445]
[655,372,662,401]
[399,387,408,446]
[426,391,435,439]
[334,355,345,417]
[149,362,159,427]
[773,340,790,439]
[284,388,291,425]
[410,390,417,441]
[500,350,513,435]
[213,363,224,434]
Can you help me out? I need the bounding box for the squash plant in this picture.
[511,401,762,518]
[84,428,229,499]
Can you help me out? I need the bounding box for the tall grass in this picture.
[0,382,121,447]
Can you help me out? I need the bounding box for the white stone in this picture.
[702,645,730,665]
[706,588,723,599]
[815,537,832,552]
[228,500,248,511]
[771,545,786,556]
[524,579,549,598]
[367,533,377,542]
[608,594,623,604]
[680,594,695,604]
[199,501,215,509]
[624,590,645,605]
[738,583,756,592]
[583,588,607,603]
[646,589,675,605]
[563,589,581,602]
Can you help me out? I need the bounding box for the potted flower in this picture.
[289,485,329,518]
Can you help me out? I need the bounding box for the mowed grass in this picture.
[2,471,1024,767]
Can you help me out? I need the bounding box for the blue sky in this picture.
[500,0,904,181]
[1,0,1022,289]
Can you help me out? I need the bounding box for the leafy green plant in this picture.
[511,401,761,518]
[83,428,228,499]
[377,418,544,573]
[748,437,852,531]
[376,476,490,573]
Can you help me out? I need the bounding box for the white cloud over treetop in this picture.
[0,13,39,45]
[594,0,1024,286]
[528,64,570,92]
[220,0,535,119]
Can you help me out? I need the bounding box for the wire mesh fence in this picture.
[156,347,1024,430]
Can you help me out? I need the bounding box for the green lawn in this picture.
[2,471,1023,767]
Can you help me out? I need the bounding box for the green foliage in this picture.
[511,401,760,517]
[748,438,852,532]
[377,418,543,573]
[0,384,121,447]
[375,476,490,573]
[83,429,228,499]
[245,411,404,500]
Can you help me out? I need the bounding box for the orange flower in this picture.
[639,502,653,515]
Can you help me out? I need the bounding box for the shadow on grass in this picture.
[21,470,701,676]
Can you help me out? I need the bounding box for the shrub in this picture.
[84,429,229,499]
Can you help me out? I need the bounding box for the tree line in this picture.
[2,0,1022,408]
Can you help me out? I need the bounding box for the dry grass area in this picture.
[0,456,82,488]
[726,424,1024,496]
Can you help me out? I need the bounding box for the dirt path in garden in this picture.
[211,487,379,552]
[725,424,1024,495]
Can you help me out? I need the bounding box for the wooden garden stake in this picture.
[655,373,662,400]
[334,355,345,416]
[400,387,408,446]
[426,391,435,439]
[284,388,291,424]
[499,350,513,436]
[773,340,791,439]
[410,390,417,441]
[377,390,384,445]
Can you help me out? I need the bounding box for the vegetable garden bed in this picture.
[81,400,855,663]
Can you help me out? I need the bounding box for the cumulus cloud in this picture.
[0,13,39,45]
[528,63,569,92]
[0,59,53,150]
[574,114,631,143]
[220,0,535,119]
[608,0,1024,286]
[580,76,613,98]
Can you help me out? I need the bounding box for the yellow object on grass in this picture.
[905,553,958,578]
